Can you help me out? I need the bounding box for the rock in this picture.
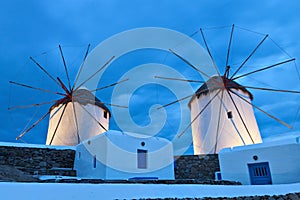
[0,165,38,182]
[287,193,300,200]
[39,161,47,167]
[268,196,276,200]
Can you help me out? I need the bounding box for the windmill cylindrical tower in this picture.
[188,76,262,154]
[46,88,110,146]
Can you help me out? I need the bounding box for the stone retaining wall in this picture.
[0,144,76,176]
[174,154,220,180]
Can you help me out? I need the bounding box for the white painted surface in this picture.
[0,182,299,200]
[46,102,109,146]
[74,130,175,180]
[190,88,262,154]
[219,136,300,184]
[0,141,75,150]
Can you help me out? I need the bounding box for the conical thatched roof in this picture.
[188,76,253,108]
[50,88,110,116]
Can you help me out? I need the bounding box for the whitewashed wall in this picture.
[219,136,300,184]
[74,130,175,180]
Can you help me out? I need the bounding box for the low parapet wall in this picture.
[0,142,76,177]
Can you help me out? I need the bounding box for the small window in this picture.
[227,111,233,119]
[103,111,108,119]
[137,149,147,169]
[93,155,97,168]
[78,152,81,159]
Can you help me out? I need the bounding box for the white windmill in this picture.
[9,44,127,146]
[188,75,262,154]
[157,25,298,154]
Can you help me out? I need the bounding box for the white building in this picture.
[74,130,175,180]
[46,88,110,146]
[219,136,300,185]
[188,76,262,154]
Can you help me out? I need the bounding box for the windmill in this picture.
[157,25,299,154]
[9,44,127,146]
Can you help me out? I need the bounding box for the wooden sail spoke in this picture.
[157,88,210,110]
[154,76,204,83]
[8,99,59,110]
[16,109,52,140]
[169,49,212,80]
[100,102,128,109]
[57,77,70,95]
[77,103,107,131]
[71,101,80,144]
[230,34,269,79]
[49,103,68,145]
[49,101,67,120]
[59,45,72,90]
[214,90,224,153]
[232,58,296,80]
[75,56,115,90]
[200,28,221,77]
[157,95,193,110]
[229,89,293,129]
[89,78,129,92]
[226,89,255,143]
[225,24,235,73]
[9,81,66,96]
[29,56,60,87]
[242,85,300,94]
[72,44,91,91]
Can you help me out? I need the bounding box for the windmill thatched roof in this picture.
[50,88,111,116]
[188,76,253,108]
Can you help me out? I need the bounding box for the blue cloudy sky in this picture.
[1,0,300,154]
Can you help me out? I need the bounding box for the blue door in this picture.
[248,162,272,185]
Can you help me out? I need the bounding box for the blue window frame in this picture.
[248,162,272,185]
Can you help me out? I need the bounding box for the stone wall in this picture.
[139,193,300,200]
[174,154,220,181]
[0,143,76,176]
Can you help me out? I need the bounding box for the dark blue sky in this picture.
[1,0,300,154]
